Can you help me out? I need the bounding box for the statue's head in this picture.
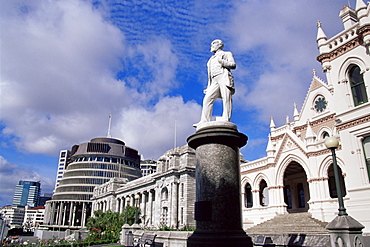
[210,39,224,52]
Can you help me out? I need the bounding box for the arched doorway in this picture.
[283,162,310,213]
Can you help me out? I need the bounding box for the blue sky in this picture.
[0,0,357,206]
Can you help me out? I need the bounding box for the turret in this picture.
[285,115,291,128]
[270,116,276,132]
[356,0,370,49]
[339,5,358,29]
[356,0,368,25]
[305,120,317,151]
[266,134,275,164]
[293,103,299,122]
[316,21,328,54]
[266,134,275,158]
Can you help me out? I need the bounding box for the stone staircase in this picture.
[247,212,328,235]
[246,212,330,246]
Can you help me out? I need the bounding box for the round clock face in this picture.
[314,96,327,113]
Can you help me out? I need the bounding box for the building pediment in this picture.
[275,133,307,164]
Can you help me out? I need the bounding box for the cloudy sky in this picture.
[0,0,357,206]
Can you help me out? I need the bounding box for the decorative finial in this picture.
[270,115,276,129]
[293,103,299,121]
[312,69,317,76]
[316,21,322,28]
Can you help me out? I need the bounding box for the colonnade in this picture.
[46,200,91,228]
[92,181,186,228]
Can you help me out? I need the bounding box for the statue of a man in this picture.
[194,39,236,127]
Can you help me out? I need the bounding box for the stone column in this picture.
[170,182,179,228]
[68,203,73,226]
[187,122,253,247]
[57,202,64,225]
[50,202,56,224]
[71,204,76,226]
[54,202,59,224]
[118,197,124,214]
[81,202,86,227]
[153,189,160,226]
[62,203,67,225]
[252,190,259,207]
[141,193,147,224]
[148,191,153,226]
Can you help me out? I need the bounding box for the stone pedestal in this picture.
[187,122,253,247]
[120,224,139,246]
[326,215,364,247]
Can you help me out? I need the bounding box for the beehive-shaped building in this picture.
[44,137,141,229]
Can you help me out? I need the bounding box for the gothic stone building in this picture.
[240,2,370,234]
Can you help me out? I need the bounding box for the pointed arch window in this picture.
[349,65,368,106]
[322,131,330,140]
[328,164,347,198]
[244,183,253,208]
[259,180,269,206]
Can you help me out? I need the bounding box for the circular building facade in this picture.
[44,137,141,229]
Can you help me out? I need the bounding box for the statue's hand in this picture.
[217,56,224,66]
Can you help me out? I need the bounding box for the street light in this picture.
[134,194,140,225]
[125,197,130,225]
[324,137,348,216]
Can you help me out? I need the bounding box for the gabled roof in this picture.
[273,129,307,164]
[296,73,331,124]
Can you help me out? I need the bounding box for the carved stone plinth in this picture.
[326,215,364,247]
[187,122,253,247]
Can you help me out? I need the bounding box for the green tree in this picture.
[123,206,140,226]
[86,208,140,242]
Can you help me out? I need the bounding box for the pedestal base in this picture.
[187,229,253,247]
[327,215,364,247]
[187,122,252,247]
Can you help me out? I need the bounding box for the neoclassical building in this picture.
[43,137,142,229]
[91,145,196,229]
[240,2,370,233]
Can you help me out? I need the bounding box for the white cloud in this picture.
[1,0,355,168]
[116,96,201,159]
[132,38,180,97]
[0,0,129,152]
[229,0,346,126]
[0,0,196,160]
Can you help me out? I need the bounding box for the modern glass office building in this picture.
[12,181,41,207]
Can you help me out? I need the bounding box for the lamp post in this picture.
[324,137,347,216]
[125,197,130,225]
[134,194,140,225]
[325,136,364,247]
